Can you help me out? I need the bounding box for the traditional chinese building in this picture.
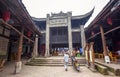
[33,10,94,56]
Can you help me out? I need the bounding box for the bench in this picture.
[108,52,117,63]
[98,53,104,59]
[95,63,108,75]
[94,53,104,59]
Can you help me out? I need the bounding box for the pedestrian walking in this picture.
[64,51,69,71]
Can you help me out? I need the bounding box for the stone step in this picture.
[30,59,85,63]
[30,59,65,62]
[95,61,120,76]
[26,62,85,66]
[107,71,115,76]
[95,63,108,75]
[26,62,72,66]
[26,57,86,66]
[27,61,65,64]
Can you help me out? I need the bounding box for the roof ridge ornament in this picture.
[51,11,71,17]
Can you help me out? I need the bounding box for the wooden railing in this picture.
[108,52,120,63]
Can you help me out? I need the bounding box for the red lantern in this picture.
[107,18,112,25]
[2,10,10,22]
[27,31,32,37]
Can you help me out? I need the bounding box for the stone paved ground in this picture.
[0,62,118,77]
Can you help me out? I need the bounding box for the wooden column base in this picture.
[89,62,96,72]
[14,61,22,74]
[86,60,90,68]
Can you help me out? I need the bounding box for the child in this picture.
[74,60,80,71]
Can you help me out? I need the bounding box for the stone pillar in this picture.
[33,34,39,58]
[80,25,86,55]
[100,25,110,63]
[45,14,50,57]
[14,26,24,74]
[67,12,73,52]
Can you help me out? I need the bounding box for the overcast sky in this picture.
[22,0,109,27]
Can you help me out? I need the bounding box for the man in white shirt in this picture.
[64,52,69,71]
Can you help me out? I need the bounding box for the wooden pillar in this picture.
[89,42,96,71]
[14,26,24,74]
[100,25,110,63]
[17,29,24,61]
[91,42,95,67]
[100,26,107,56]
[85,43,90,67]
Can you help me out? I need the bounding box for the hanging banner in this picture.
[89,47,93,62]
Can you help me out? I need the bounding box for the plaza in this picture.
[0,58,118,77]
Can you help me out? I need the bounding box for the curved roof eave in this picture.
[16,0,41,35]
[72,7,94,20]
[32,8,94,22]
[85,0,117,32]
